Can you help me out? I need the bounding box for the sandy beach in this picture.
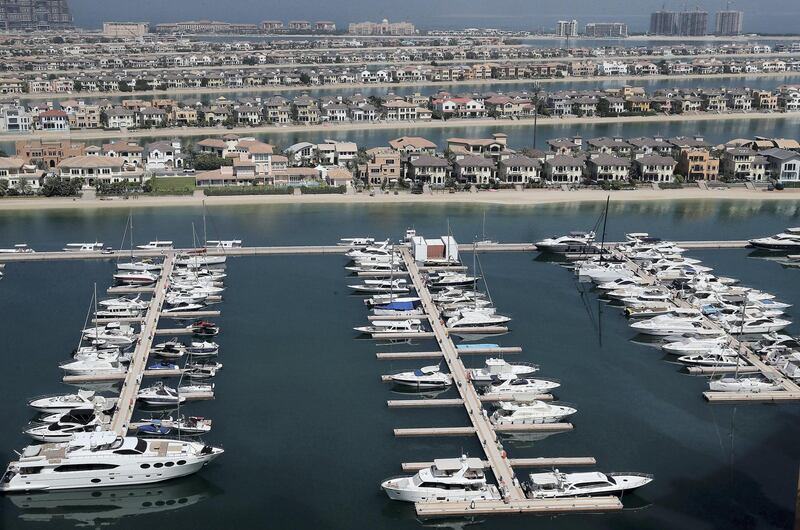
[6,110,799,143]
[0,187,798,211]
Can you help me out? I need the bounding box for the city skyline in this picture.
[66,0,800,34]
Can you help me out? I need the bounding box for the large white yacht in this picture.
[535,231,597,254]
[381,456,501,503]
[447,311,511,330]
[137,383,185,406]
[0,432,223,492]
[348,278,409,294]
[483,377,561,395]
[339,237,378,247]
[205,240,243,249]
[175,254,227,267]
[63,242,104,252]
[0,244,35,254]
[60,359,127,376]
[467,358,538,384]
[662,337,729,355]
[576,262,635,283]
[136,240,174,250]
[748,228,800,251]
[629,315,722,337]
[719,317,792,335]
[116,260,163,272]
[708,376,782,392]
[490,400,576,425]
[354,319,425,337]
[390,365,452,389]
[82,323,138,347]
[525,470,653,498]
[28,391,117,414]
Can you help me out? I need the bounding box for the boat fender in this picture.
[501,450,507,459]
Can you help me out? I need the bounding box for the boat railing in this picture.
[609,471,654,479]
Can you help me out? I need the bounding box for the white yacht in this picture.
[576,262,634,283]
[185,341,219,356]
[428,272,479,289]
[708,376,781,392]
[0,432,223,492]
[535,231,597,253]
[483,377,561,395]
[24,410,109,443]
[82,323,138,347]
[390,365,453,389]
[348,278,409,294]
[364,295,421,307]
[162,303,206,313]
[346,244,392,260]
[629,315,721,337]
[447,311,511,330]
[28,391,117,414]
[748,228,800,251]
[662,337,729,355]
[136,240,174,250]
[0,243,35,253]
[205,240,242,249]
[339,237,377,247]
[596,277,647,291]
[371,300,423,317]
[63,242,104,252]
[116,260,163,272]
[607,287,670,302]
[490,400,576,425]
[677,350,748,367]
[72,347,127,363]
[137,383,185,406]
[136,416,213,436]
[354,319,424,337]
[720,317,792,335]
[526,470,653,498]
[175,254,227,267]
[60,359,127,376]
[95,306,144,319]
[113,271,159,285]
[381,456,501,503]
[98,295,147,309]
[166,292,208,306]
[468,358,538,384]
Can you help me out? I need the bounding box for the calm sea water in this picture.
[1,200,800,529]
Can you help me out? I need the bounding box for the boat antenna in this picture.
[598,195,610,265]
[202,199,208,248]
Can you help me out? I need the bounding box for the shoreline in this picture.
[4,110,798,142]
[1,187,798,211]
[14,71,800,102]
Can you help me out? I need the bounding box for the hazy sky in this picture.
[69,0,800,34]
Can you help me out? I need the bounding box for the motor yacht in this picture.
[364,295,421,308]
[115,260,163,272]
[188,320,219,336]
[63,242,104,252]
[676,350,748,367]
[372,300,423,317]
[151,339,186,358]
[184,361,222,380]
[748,228,800,251]
[162,303,206,313]
[483,377,560,395]
[113,271,159,285]
[381,456,501,503]
[136,416,213,436]
[525,470,653,498]
[136,240,174,250]
[137,383,185,406]
[576,262,634,283]
[596,277,648,291]
[0,432,223,492]
[606,287,669,302]
[353,319,425,337]
[82,323,137,347]
[175,254,227,267]
[205,240,242,249]
[720,317,792,335]
[629,315,721,337]
[662,337,729,355]
[348,279,409,294]
[447,311,511,330]
[390,365,452,389]
[24,410,109,443]
[185,341,219,356]
[99,295,147,308]
[339,237,378,248]
[346,244,392,260]
[0,243,34,253]
[28,391,117,414]
[490,400,576,425]
[428,272,479,289]
[60,359,126,376]
[535,231,598,254]
[95,305,144,319]
[467,358,538,384]
[708,376,781,392]
[166,292,209,306]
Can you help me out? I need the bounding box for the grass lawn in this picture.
[149,176,196,194]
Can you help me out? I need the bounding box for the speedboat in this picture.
[380,456,501,503]
[185,341,219,356]
[137,383,185,406]
[136,416,213,436]
[24,409,109,442]
[188,320,219,336]
[147,361,179,371]
[468,358,538,384]
[708,376,781,392]
[483,377,560,395]
[353,319,424,337]
[390,365,452,389]
[162,303,205,313]
[136,240,174,250]
[525,470,653,498]
[0,243,35,253]
[535,231,598,254]
[184,361,222,379]
[99,295,147,309]
[720,317,792,335]
[447,311,511,329]
[113,271,159,285]
[28,390,117,414]
[428,272,479,289]
[60,359,126,376]
[151,339,186,358]
[662,337,729,355]
[748,228,800,251]
[0,432,223,492]
[490,400,576,425]
[63,242,104,252]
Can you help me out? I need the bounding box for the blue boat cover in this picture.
[413,369,425,376]
[377,301,416,311]
[457,343,499,350]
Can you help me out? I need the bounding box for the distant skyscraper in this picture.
[649,10,678,35]
[555,20,578,38]
[0,0,72,30]
[678,10,708,36]
[715,10,743,35]
[584,22,628,38]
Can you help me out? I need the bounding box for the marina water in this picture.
[1,199,799,529]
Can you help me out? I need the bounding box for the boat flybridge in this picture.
[0,431,223,492]
[525,470,653,499]
[63,242,104,252]
[0,244,35,254]
[535,231,598,254]
[390,365,453,389]
[136,240,174,250]
[381,455,501,503]
[490,400,576,425]
[748,228,800,251]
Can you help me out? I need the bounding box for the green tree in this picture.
[192,155,231,171]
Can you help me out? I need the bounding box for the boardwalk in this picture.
[108,253,176,435]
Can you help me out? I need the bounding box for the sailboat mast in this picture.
[598,196,610,265]
[202,200,208,248]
